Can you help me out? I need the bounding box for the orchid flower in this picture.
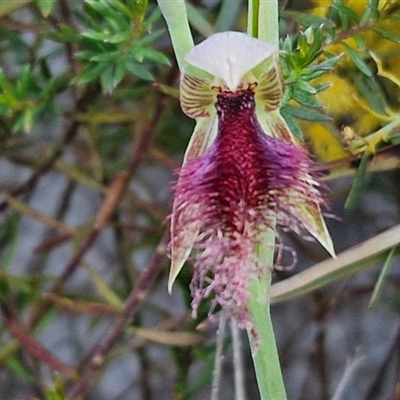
[169,31,335,329]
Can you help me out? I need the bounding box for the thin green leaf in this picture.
[21,108,34,133]
[55,23,79,43]
[271,224,400,304]
[74,62,109,84]
[368,246,397,309]
[125,62,154,81]
[332,2,360,23]
[144,5,161,28]
[85,265,123,309]
[5,357,34,382]
[0,70,18,107]
[135,30,164,47]
[353,74,387,115]
[317,54,342,70]
[0,214,19,269]
[353,33,366,49]
[104,0,136,19]
[105,14,131,33]
[0,277,10,302]
[297,79,317,94]
[281,107,304,138]
[314,82,331,93]
[85,0,120,19]
[291,88,322,108]
[3,274,39,295]
[283,104,330,121]
[130,0,148,21]
[342,42,373,77]
[371,27,400,43]
[301,68,333,81]
[131,45,145,63]
[100,66,115,94]
[45,373,67,400]
[113,62,126,87]
[103,30,132,44]
[154,83,179,98]
[81,30,111,42]
[74,50,97,61]
[16,66,34,96]
[44,388,65,400]
[345,151,370,210]
[306,28,324,63]
[281,35,293,53]
[0,0,30,17]
[129,327,205,346]
[280,10,331,28]
[141,48,170,66]
[35,0,56,16]
[89,51,120,62]
[359,0,379,24]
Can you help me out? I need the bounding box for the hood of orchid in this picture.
[169,31,335,326]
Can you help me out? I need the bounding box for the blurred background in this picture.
[0,0,399,399]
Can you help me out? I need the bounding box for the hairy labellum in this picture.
[173,89,325,328]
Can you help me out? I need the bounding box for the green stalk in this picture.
[247,1,287,399]
[247,0,260,38]
[248,0,279,46]
[258,0,279,46]
[247,225,287,400]
[156,0,194,71]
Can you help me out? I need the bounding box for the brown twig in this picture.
[0,122,79,212]
[0,87,96,213]
[27,171,131,328]
[57,0,81,76]
[67,230,169,399]
[28,84,169,320]
[2,313,77,380]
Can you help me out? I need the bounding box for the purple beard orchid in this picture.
[169,32,335,330]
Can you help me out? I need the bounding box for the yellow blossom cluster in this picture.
[300,0,400,162]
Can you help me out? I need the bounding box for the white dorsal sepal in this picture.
[184,31,276,92]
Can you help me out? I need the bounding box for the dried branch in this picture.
[67,230,169,399]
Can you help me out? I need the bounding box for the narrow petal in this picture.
[255,110,336,256]
[169,115,218,292]
[180,74,216,119]
[169,206,201,293]
[182,115,218,162]
[295,202,336,258]
[256,108,296,142]
[254,55,284,112]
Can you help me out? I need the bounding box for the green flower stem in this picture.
[248,0,279,46]
[247,0,260,38]
[156,0,194,72]
[247,1,287,399]
[247,225,287,400]
[258,0,279,46]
